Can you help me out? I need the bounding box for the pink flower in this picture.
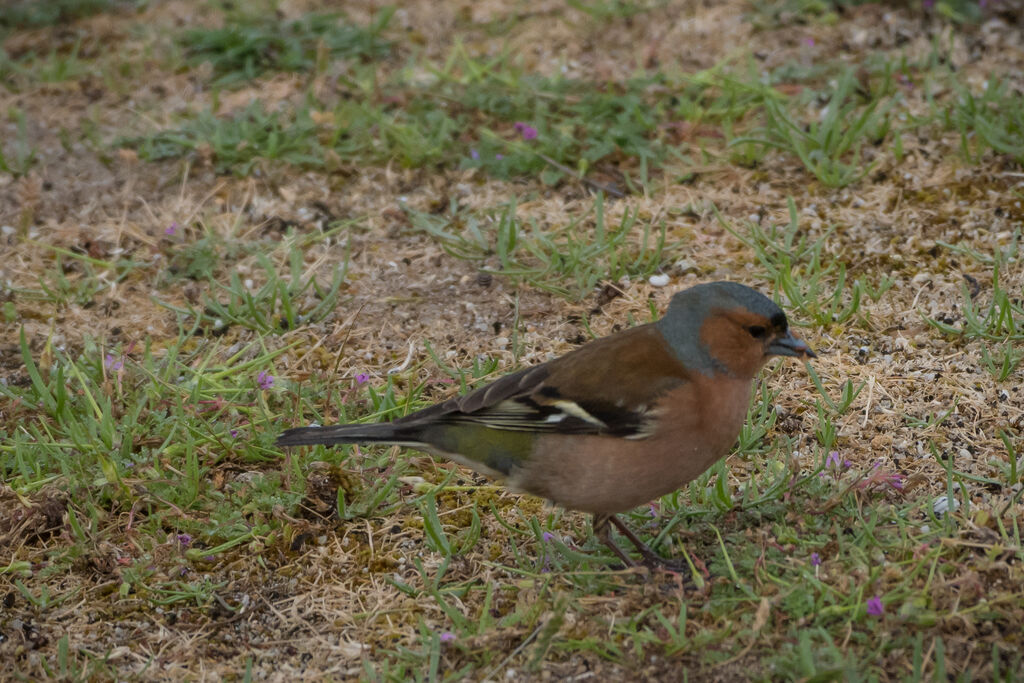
[355,373,369,384]
[165,222,178,236]
[439,632,456,642]
[256,370,274,389]
[514,122,538,140]
[856,468,905,492]
[866,595,884,616]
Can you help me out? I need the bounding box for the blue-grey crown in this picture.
[654,281,786,375]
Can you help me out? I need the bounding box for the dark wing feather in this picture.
[394,324,691,439]
[391,363,550,424]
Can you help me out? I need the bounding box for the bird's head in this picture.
[656,281,815,379]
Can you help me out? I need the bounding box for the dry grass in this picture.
[2,0,1023,680]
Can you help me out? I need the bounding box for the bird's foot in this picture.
[636,547,710,589]
[593,513,706,585]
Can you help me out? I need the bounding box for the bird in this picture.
[277,281,815,569]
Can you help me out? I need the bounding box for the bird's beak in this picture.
[767,331,816,359]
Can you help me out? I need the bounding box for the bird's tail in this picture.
[276,422,413,447]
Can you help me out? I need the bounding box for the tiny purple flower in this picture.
[811,552,821,567]
[355,373,370,385]
[230,429,239,438]
[648,503,658,518]
[514,122,538,140]
[495,153,504,160]
[256,370,274,389]
[165,222,178,236]
[866,595,884,616]
[542,531,555,543]
[826,451,841,469]
[470,148,480,160]
[177,533,193,547]
[803,38,815,47]
[439,631,456,643]
[104,354,123,371]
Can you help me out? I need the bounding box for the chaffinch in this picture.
[277,281,815,568]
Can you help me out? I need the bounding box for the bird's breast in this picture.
[655,374,754,458]
[511,374,755,515]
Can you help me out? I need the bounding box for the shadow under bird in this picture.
[277,281,815,568]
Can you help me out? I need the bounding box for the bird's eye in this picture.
[747,325,767,339]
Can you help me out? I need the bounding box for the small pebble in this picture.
[933,495,959,517]
[648,273,670,287]
[674,258,697,274]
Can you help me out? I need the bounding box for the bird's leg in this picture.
[607,514,676,567]
[593,513,696,576]
[591,513,677,568]
[591,514,640,568]
[593,514,700,579]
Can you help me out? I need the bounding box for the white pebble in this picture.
[648,273,670,287]
[933,495,959,517]
[674,258,697,273]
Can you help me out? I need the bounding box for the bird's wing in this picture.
[395,324,691,439]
